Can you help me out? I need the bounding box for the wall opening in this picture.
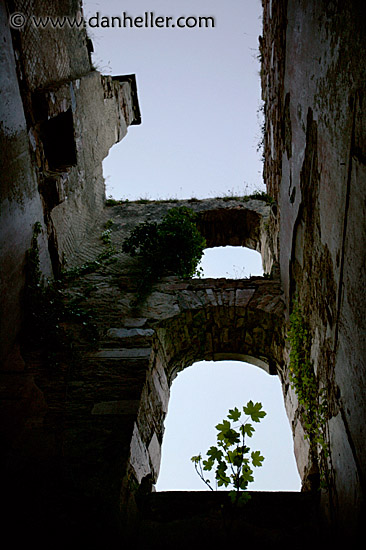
[153,245,299,492]
[196,246,264,279]
[41,109,77,171]
[156,360,301,492]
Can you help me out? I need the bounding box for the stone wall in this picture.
[261,0,366,537]
[0,0,140,526]
[0,0,140,368]
[0,0,365,544]
[9,197,284,541]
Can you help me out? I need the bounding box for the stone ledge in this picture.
[87,348,152,359]
[91,400,140,415]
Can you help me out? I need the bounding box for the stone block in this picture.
[88,348,151,359]
[130,424,151,484]
[91,400,140,415]
[148,432,161,481]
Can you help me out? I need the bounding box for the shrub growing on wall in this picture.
[122,206,206,301]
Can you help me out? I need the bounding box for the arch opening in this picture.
[130,250,286,493]
[194,206,273,275]
[195,245,264,279]
[155,360,301,492]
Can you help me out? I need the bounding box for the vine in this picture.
[62,220,116,282]
[287,298,329,484]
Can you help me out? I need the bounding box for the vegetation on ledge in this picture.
[122,206,206,304]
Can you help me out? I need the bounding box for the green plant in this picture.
[23,222,102,362]
[105,197,125,206]
[248,190,275,205]
[122,206,206,302]
[287,299,329,478]
[62,221,117,282]
[100,219,114,245]
[191,401,266,506]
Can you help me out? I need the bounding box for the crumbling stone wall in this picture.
[259,0,287,261]
[1,192,286,541]
[261,0,366,537]
[0,2,140,535]
[37,198,285,539]
[0,0,140,368]
[130,276,284,492]
[1,0,365,544]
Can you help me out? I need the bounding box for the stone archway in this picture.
[155,358,301,493]
[54,198,286,534]
[128,276,285,491]
[10,198,287,538]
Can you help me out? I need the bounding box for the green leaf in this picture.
[240,466,254,485]
[238,492,251,506]
[228,490,251,506]
[231,451,244,468]
[207,446,223,462]
[251,450,265,467]
[238,478,249,491]
[216,419,231,433]
[203,459,214,471]
[217,474,230,487]
[216,461,228,475]
[228,407,241,422]
[241,423,255,437]
[221,428,240,446]
[191,455,201,463]
[243,401,267,423]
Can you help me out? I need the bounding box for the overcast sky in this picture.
[83,0,301,492]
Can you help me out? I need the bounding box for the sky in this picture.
[82,0,301,491]
[83,0,265,200]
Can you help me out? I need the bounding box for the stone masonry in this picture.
[1,0,365,545]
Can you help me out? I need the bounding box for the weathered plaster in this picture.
[0,0,365,544]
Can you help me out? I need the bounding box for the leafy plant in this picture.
[191,401,266,506]
[62,220,117,281]
[100,219,114,244]
[287,298,329,482]
[122,206,206,302]
[105,197,125,206]
[22,222,108,361]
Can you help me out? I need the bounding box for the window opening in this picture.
[156,360,301,492]
[41,108,77,171]
[195,246,263,279]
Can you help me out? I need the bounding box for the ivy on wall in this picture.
[287,298,329,485]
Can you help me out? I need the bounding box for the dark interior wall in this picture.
[0,0,364,542]
[261,0,366,535]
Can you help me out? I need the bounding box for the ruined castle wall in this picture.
[0,0,53,364]
[1,0,365,542]
[0,9,141,527]
[0,0,140,368]
[51,198,284,537]
[45,71,139,268]
[0,195,281,540]
[261,0,366,534]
